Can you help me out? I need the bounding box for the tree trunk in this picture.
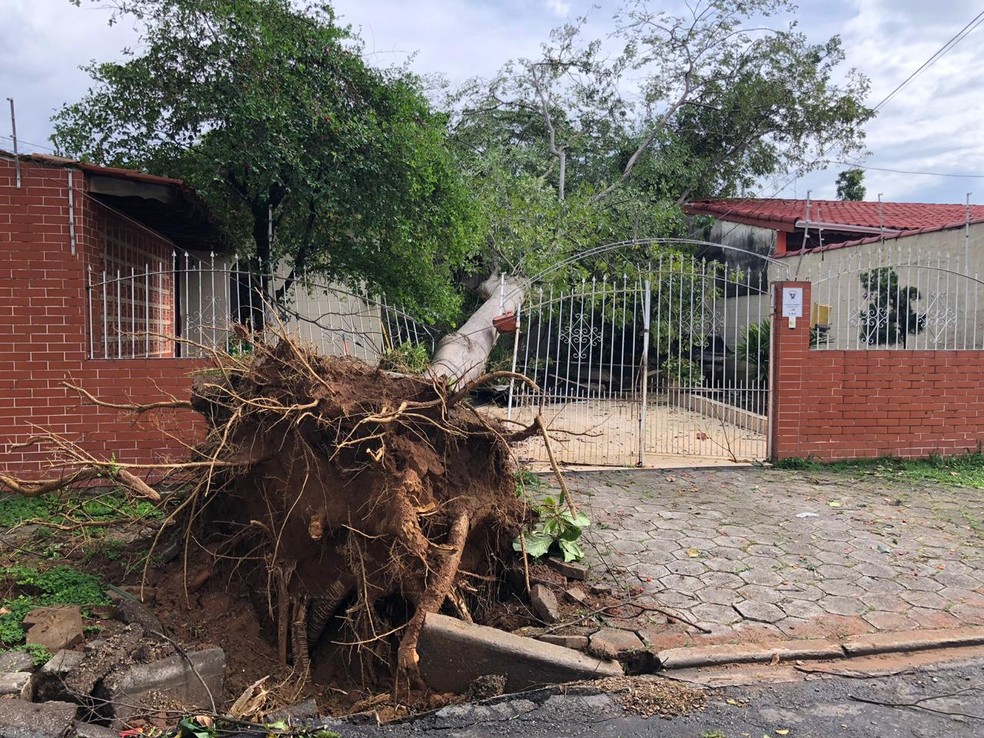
[428,275,525,386]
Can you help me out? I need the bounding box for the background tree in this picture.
[836,168,866,200]
[54,0,480,320]
[447,0,873,281]
[858,268,925,346]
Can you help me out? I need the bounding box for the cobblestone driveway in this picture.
[562,467,984,649]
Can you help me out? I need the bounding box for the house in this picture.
[0,150,233,476]
[685,198,984,350]
[1,150,421,477]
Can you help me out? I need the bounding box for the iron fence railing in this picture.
[800,243,984,351]
[86,252,436,361]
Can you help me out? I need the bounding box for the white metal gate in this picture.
[506,253,775,466]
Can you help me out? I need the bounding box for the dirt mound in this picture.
[184,337,528,693]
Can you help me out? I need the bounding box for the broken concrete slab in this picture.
[35,649,86,702]
[842,627,984,657]
[97,647,225,727]
[0,699,76,738]
[418,612,622,693]
[537,634,589,651]
[546,558,588,580]
[530,584,561,623]
[73,723,121,738]
[657,639,845,669]
[24,606,84,653]
[0,652,34,673]
[0,672,33,699]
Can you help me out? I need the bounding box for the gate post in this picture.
[769,281,811,461]
[637,280,651,467]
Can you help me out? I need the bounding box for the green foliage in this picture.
[773,452,984,490]
[0,495,61,528]
[20,643,53,666]
[736,319,770,383]
[858,268,925,346]
[514,495,591,563]
[445,0,873,280]
[378,343,431,374]
[56,0,479,321]
[836,168,866,201]
[660,358,704,388]
[0,565,109,647]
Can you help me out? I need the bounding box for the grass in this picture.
[0,564,109,649]
[0,488,163,530]
[772,451,984,489]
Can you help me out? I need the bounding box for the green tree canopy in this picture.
[836,168,866,201]
[446,0,873,280]
[53,0,480,320]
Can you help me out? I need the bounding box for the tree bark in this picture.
[428,275,525,387]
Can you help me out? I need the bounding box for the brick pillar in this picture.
[770,281,811,460]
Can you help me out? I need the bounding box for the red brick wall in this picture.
[1,156,205,478]
[771,281,984,460]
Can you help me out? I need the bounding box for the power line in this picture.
[835,160,984,179]
[873,9,984,112]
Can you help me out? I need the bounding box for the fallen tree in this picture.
[2,275,551,696]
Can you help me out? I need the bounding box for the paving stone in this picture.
[855,575,903,595]
[545,558,588,581]
[738,568,784,587]
[530,584,561,623]
[862,610,919,631]
[818,579,865,598]
[899,589,949,610]
[657,574,704,595]
[704,557,742,573]
[690,603,742,626]
[819,596,865,617]
[564,587,587,605]
[537,634,589,651]
[778,599,825,620]
[664,560,707,577]
[736,584,783,605]
[0,699,77,738]
[733,600,785,624]
[907,607,963,630]
[589,628,645,657]
[860,592,908,613]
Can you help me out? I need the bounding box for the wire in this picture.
[834,160,984,179]
[873,9,984,112]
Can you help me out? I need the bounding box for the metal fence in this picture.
[86,252,435,361]
[800,243,984,351]
[504,254,774,465]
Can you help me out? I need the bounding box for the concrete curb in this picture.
[657,640,844,669]
[654,626,984,671]
[842,627,984,657]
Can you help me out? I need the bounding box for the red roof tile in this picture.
[686,198,984,231]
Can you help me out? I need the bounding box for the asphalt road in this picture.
[337,656,984,738]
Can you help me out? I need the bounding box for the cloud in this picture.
[544,0,572,17]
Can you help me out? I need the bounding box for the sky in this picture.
[2,0,983,205]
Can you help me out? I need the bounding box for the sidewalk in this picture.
[561,467,984,652]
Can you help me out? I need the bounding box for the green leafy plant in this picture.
[660,357,704,388]
[378,342,431,374]
[0,565,109,647]
[514,496,591,562]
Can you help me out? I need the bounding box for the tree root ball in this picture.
[188,338,527,690]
